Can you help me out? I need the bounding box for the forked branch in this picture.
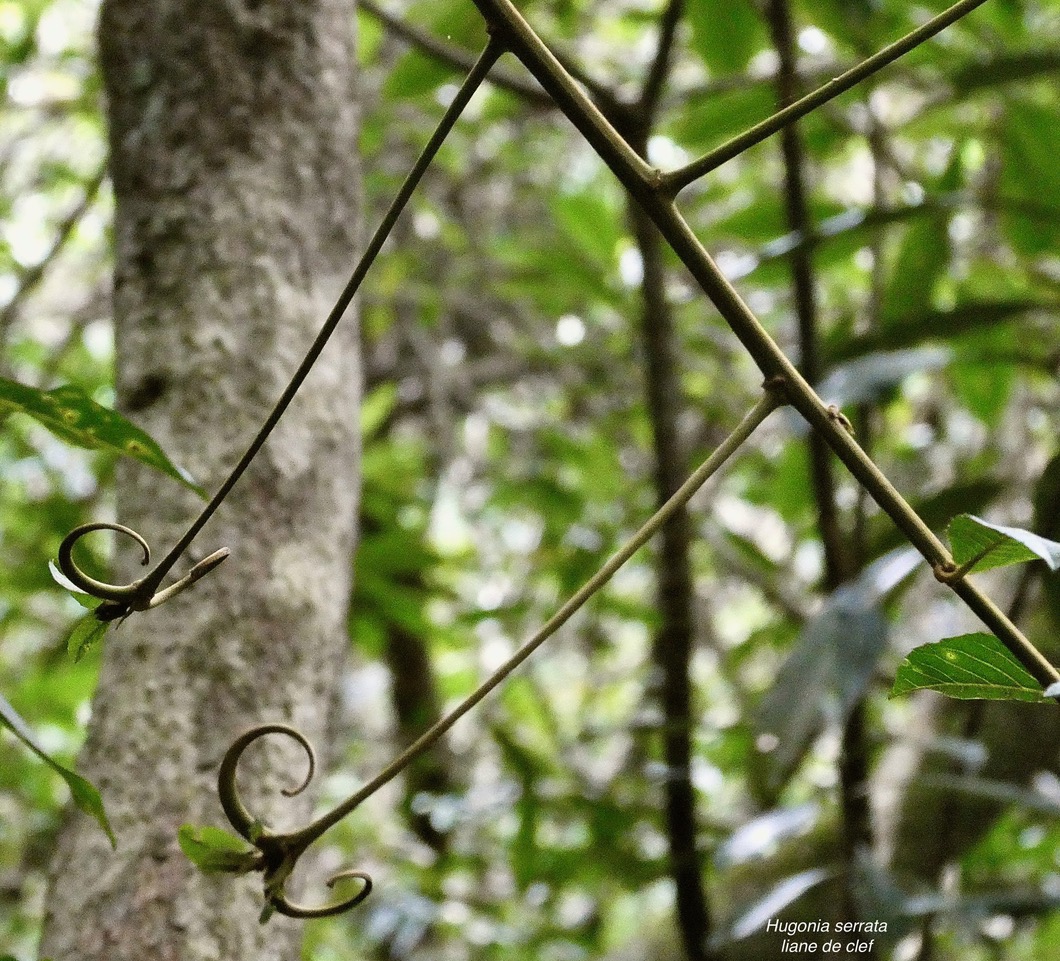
[662,0,992,193]
[163,0,1058,925]
[469,0,1058,691]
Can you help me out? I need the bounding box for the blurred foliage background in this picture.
[3,0,1060,958]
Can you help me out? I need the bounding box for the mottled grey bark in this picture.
[40,2,360,959]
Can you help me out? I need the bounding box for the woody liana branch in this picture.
[55,0,1057,921]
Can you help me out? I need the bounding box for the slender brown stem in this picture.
[663,0,991,194]
[218,394,781,918]
[71,42,504,608]
[206,0,1060,925]
[764,0,871,937]
[285,392,780,847]
[467,0,1058,691]
[626,2,715,955]
[632,201,712,961]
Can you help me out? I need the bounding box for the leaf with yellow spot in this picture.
[891,633,1046,702]
[0,376,205,497]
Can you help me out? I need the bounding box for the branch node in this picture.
[826,404,855,436]
[933,561,961,584]
[216,724,376,921]
[762,374,791,402]
[56,522,228,618]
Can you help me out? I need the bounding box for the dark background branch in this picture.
[765,0,872,941]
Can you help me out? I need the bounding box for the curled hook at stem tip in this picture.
[55,521,228,613]
[218,723,317,838]
[216,723,375,920]
[57,523,151,601]
[271,870,373,919]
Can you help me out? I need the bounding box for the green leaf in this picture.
[891,633,1045,702]
[66,612,110,662]
[0,376,205,497]
[177,824,260,874]
[0,693,116,846]
[948,514,1060,575]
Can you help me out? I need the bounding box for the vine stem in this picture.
[662,0,991,194]
[469,0,1059,690]
[134,39,504,596]
[284,390,781,848]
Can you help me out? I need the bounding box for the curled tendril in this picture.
[57,522,228,613]
[271,870,373,919]
[58,523,151,601]
[218,724,317,838]
[218,724,374,920]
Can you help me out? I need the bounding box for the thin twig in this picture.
[284,391,781,844]
[765,1,873,934]
[663,0,991,193]
[217,392,781,917]
[57,41,504,611]
[632,197,713,961]
[631,6,717,951]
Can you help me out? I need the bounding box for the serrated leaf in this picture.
[0,692,115,847]
[0,376,205,497]
[66,613,110,662]
[891,633,1045,702]
[948,514,1060,575]
[178,824,259,874]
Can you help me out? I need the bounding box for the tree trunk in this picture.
[40,2,360,959]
